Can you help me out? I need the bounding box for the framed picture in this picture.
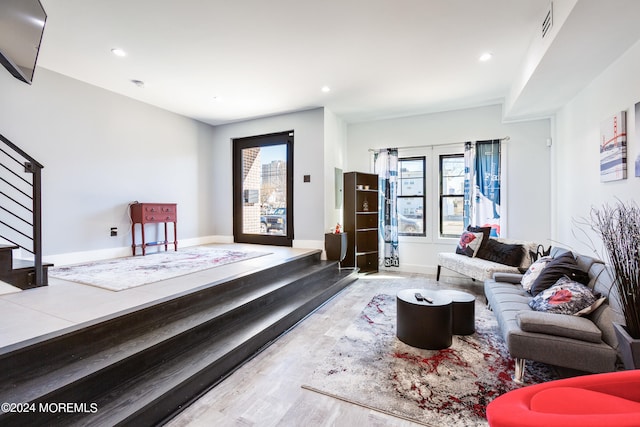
[635,102,640,177]
[600,111,627,182]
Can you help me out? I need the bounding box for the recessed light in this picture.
[479,52,493,62]
[321,86,331,93]
[111,48,127,57]
[131,79,145,88]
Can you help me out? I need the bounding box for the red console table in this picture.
[130,203,177,255]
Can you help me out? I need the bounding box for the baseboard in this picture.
[38,236,325,267]
[293,239,324,250]
[41,236,224,266]
[380,263,437,276]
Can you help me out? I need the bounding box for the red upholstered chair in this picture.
[486,370,640,427]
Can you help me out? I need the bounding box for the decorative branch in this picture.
[588,200,640,339]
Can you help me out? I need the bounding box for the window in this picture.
[440,154,464,237]
[398,157,425,236]
[232,131,294,247]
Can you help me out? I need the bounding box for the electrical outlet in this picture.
[110,227,118,237]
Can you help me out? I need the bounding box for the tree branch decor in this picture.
[590,200,640,339]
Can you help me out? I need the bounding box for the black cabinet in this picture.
[343,172,378,273]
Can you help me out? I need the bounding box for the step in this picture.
[0,252,358,426]
[72,267,355,426]
[0,245,51,289]
[0,244,19,271]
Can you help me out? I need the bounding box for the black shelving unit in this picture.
[343,172,379,273]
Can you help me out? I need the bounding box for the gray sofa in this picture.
[484,247,624,383]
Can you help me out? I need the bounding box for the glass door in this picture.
[233,131,294,246]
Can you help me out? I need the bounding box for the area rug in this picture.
[49,246,270,291]
[302,293,556,426]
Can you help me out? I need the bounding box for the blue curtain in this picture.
[464,140,501,237]
[374,149,399,267]
[463,142,475,230]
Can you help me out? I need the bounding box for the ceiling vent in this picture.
[542,2,553,38]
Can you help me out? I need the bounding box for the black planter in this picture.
[613,322,640,370]
[325,232,347,262]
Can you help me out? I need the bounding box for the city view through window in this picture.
[242,144,287,236]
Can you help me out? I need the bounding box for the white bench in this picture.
[437,239,538,282]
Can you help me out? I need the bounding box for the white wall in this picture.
[347,104,552,273]
[0,69,215,263]
[208,108,326,248]
[553,39,640,257]
[323,108,348,232]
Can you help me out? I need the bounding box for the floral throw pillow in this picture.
[521,256,553,292]
[528,276,597,315]
[455,231,484,258]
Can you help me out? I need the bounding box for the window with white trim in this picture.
[398,157,425,236]
[439,154,464,237]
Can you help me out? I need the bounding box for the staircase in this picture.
[0,250,358,426]
[0,244,51,289]
[0,133,48,289]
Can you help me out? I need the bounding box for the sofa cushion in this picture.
[529,251,589,296]
[455,231,484,257]
[439,252,524,281]
[521,256,553,292]
[477,239,525,267]
[516,311,602,343]
[529,276,598,315]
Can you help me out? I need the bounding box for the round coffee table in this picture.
[439,289,476,335]
[396,289,452,350]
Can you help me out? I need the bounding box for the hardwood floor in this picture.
[166,272,480,427]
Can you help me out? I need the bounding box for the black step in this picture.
[0,244,51,289]
[0,250,358,426]
[0,244,19,271]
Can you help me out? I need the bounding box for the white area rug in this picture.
[49,246,270,291]
[303,290,556,426]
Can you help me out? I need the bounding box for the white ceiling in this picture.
[34,0,640,126]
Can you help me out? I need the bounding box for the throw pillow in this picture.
[455,231,484,257]
[529,251,589,296]
[529,276,597,315]
[475,239,524,267]
[468,226,492,258]
[521,256,553,291]
[574,296,607,317]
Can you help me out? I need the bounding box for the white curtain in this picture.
[464,140,502,237]
[374,149,400,267]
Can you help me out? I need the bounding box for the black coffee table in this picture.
[396,289,452,350]
[439,289,476,335]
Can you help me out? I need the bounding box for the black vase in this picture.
[613,322,640,370]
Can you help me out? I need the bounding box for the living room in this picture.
[0,1,638,269]
[1,0,640,425]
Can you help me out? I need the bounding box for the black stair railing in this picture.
[0,132,45,287]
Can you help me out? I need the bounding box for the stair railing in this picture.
[0,132,45,287]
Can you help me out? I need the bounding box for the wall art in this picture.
[635,102,640,177]
[600,111,627,182]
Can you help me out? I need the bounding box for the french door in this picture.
[232,131,294,246]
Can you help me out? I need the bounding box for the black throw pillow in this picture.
[529,251,590,296]
[476,239,525,267]
[468,226,492,258]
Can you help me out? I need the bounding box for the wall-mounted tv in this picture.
[0,0,47,84]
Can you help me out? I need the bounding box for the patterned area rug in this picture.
[303,293,556,426]
[49,246,270,291]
